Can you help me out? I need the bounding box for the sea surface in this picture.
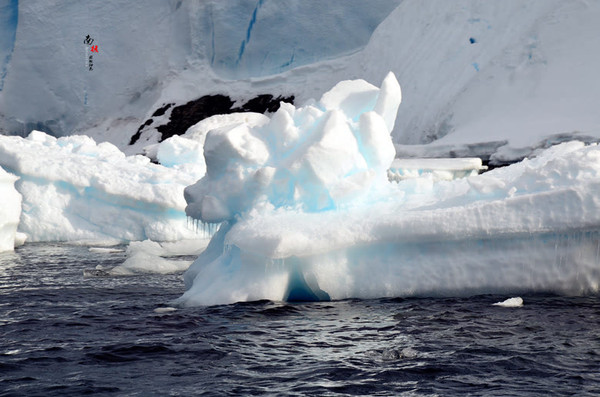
[1,243,599,396]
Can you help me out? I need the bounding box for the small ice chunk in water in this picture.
[154,307,177,313]
[493,297,523,307]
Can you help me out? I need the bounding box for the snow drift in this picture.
[178,74,600,306]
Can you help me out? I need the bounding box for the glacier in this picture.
[2,0,600,164]
[177,74,600,306]
[0,0,17,92]
[0,0,399,143]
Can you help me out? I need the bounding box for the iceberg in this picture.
[178,73,600,306]
[0,131,209,243]
[0,165,21,252]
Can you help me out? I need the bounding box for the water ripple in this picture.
[0,244,599,395]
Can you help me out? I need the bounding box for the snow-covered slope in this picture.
[0,0,17,92]
[2,0,598,162]
[312,0,600,162]
[0,0,398,142]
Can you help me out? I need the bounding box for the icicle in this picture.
[186,215,223,238]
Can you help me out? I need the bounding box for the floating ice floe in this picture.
[178,73,600,306]
[84,239,209,277]
[112,239,208,276]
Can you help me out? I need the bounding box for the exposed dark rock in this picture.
[151,103,174,118]
[156,95,235,142]
[129,118,154,145]
[129,93,294,146]
[481,159,509,172]
[233,94,295,114]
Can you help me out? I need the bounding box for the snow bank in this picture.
[333,0,600,161]
[0,166,21,252]
[178,75,600,306]
[0,131,208,243]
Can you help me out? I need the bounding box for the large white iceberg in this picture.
[0,165,21,252]
[178,73,600,306]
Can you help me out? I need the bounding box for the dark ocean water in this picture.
[1,244,599,396]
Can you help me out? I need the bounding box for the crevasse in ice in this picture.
[179,73,600,306]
